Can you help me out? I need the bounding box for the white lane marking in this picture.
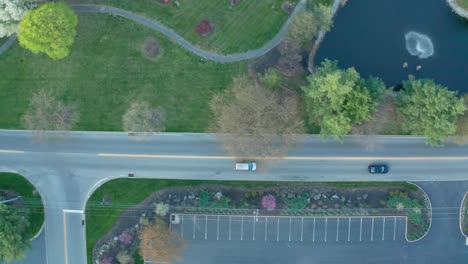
[265,217,268,241]
[193,216,196,240]
[241,216,244,241]
[382,217,386,241]
[371,217,374,241]
[301,217,304,242]
[277,217,280,242]
[393,217,397,241]
[205,215,208,240]
[253,217,256,241]
[336,218,339,242]
[63,209,83,214]
[359,218,363,242]
[62,212,69,264]
[313,218,316,242]
[325,217,328,242]
[229,216,232,241]
[181,216,184,237]
[289,217,292,242]
[0,149,24,154]
[348,217,351,242]
[217,216,220,241]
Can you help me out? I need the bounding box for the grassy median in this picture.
[0,172,44,238]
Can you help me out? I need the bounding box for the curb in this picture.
[459,192,468,239]
[405,182,433,242]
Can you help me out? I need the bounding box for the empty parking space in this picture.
[171,214,407,244]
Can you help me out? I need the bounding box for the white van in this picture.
[235,162,257,171]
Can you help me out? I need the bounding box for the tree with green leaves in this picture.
[395,79,465,146]
[288,4,332,46]
[303,59,374,141]
[259,68,282,90]
[452,94,468,145]
[18,2,77,59]
[0,204,30,262]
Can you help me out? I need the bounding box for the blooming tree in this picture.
[118,231,133,245]
[194,20,212,36]
[261,194,276,210]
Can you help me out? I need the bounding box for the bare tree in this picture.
[211,75,304,159]
[277,39,303,77]
[122,101,165,137]
[139,220,185,263]
[22,89,79,136]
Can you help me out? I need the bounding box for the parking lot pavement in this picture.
[170,214,407,244]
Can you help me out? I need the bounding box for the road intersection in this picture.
[0,130,467,263]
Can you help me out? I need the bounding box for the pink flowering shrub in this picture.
[100,256,112,264]
[118,231,133,245]
[194,20,213,36]
[261,194,276,210]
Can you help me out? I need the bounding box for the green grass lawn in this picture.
[457,0,468,9]
[0,172,44,238]
[0,14,246,131]
[68,0,289,54]
[0,37,6,46]
[85,178,415,262]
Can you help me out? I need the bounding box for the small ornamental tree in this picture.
[194,20,212,36]
[18,2,78,60]
[261,194,276,210]
[118,230,133,245]
[154,202,169,216]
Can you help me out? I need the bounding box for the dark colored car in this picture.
[368,164,389,174]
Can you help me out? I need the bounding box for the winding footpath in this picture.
[0,0,306,61]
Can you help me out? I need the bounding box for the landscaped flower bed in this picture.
[92,183,431,263]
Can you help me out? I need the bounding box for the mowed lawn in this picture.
[458,0,468,9]
[68,0,289,54]
[0,14,247,131]
[0,172,44,238]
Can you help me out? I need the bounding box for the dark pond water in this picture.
[315,0,468,93]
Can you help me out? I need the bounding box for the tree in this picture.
[312,4,333,32]
[139,220,185,263]
[22,89,79,132]
[277,39,303,77]
[116,251,131,264]
[122,101,165,135]
[303,59,374,141]
[259,67,282,90]
[452,95,468,145]
[288,11,319,45]
[0,204,30,262]
[18,2,77,59]
[0,0,38,37]
[395,79,465,146]
[211,75,304,158]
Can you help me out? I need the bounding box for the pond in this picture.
[315,0,468,93]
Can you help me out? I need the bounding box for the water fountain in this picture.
[405,31,434,59]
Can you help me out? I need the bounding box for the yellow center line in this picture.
[98,153,468,161]
[0,149,25,154]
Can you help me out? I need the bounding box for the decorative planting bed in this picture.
[461,192,468,237]
[89,181,431,263]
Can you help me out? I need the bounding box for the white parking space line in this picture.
[204,216,208,240]
[241,216,244,241]
[324,217,328,242]
[336,218,339,242]
[229,216,232,241]
[313,218,316,242]
[193,216,196,240]
[253,217,256,241]
[265,217,268,241]
[301,217,304,242]
[348,218,351,242]
[359,218,362,242]
[382,217,386,241]
[181,216,184,237]
[217,216,220,241]
[393,217,397,241]
[277,217,280,242]
[371,217,374,241]
[289,217,292,242]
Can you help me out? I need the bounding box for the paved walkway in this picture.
[0,1,306,61]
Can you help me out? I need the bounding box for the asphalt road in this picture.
[1,130,468,264]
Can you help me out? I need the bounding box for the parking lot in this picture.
[170,214,407,243]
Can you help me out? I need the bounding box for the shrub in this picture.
[155,202,170,216]
[198,191,230,208]
[194,20,212,36]
[100,256,112,264]
[118,231,133,245]
[261,194,276,210]
[386,191,423,225]
[284,193,309,209]
[116,251,131,264]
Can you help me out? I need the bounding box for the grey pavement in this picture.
[1,130,468,264]
[0,0,306,61]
